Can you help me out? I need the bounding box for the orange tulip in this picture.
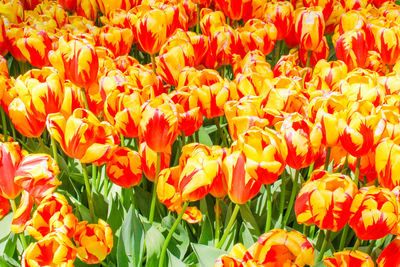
[222,151,262,204]
[375,137,400,189]
[214,0,249,21]
[139,94,179,153]
[73,219,113,264]
[239,19,277,56]
[295,170,358,232]
[312,60,348,90]
[335,30,369,70]
[98,25,133,57]
[324,250,374,267]
[200,9,225,36]
[95,0,132,16]
[22,232,77,267]
[46,108,119,165]
[299,36,329,67]
[26,193,78,240]
[208,25,241,67]
[0,142,24,200]
[49,38,98,89]
[11,190,34,234]
[369,22,400,66]
[349,186,399,240]
[377,236,400,266]
[294,7,325,51]
[16,28,52,68]
[251,229,315,267]
[140,141,171,182]
[8,68,64,138]
[340,0,372,11]
[106,147,142,188]
[265,1,294,40]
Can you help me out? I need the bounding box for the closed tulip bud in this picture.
[303,0,334,19]
[209,25,241,67]
[239,19,277,56]
[11,190,34,233]
[324,250,374,267]
[46,109,119,165]
[369,23,400,66]
[214,0,249,21]
[377,236,400,266]
[349,186,399,240]
[106,147,142,188]
[335,30,368,71]
[236,127,287,185]
[76,0,98,21]
[49,39,98,89]
[98,26,133,57]
[200,9,225,36]
[114,55,139,73]
[295,170,358,231]
[251,229,315,267]
[157,166,184,211]
[0,142,24,200]
[16,28,52,68]
[26,193,77,240]
[195,80,238,119]
[340,0,372,10]
[22,232,77,267]
[337,10,367,35]
[265,1,294,40]
[135,8,168,55]
[140,141,171,182]
[277,114,322,170]
[0,15,7,56]
[74,219,113,264]
[139,94,179,153]
[299,36,329,67]
[313,60,348,90]
[294,7,325,51]
[235,72,273,98]
[232,50,273,77]
[375,137,400,189]
[0,195,9,219]
[222,151,262,204]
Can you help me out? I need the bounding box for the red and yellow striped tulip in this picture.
[214,0,249,21]
[200,9,226,36]
[299,36,329,67]
[98,26,133,57]
[324,250,374,267]
[295,170,358,232]
[264,1,294,40]
[208,25,241,67]
[349,186,399,240]
[294,6,325,51]
[106,147,142,188]
[0,142,24,200]
[140,141,171,182]
[368,22,400,66]
[0,195,9,220]
[239,19,277,56]
[375,137,400,189]
[377,236,400,266]
[335,30,368,71]
[16,28,52,68]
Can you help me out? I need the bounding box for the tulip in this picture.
[95,0,132,16]
[46,108,119,165]
[295,170,358,232]
[0,16,7,56]
[303,0,334,19]
[200,9,225,36]
[222,151,262,204]
[0,142,24,200]
[369,22,400,66]
[265,1,294,40]
[98,26,133,57]
[349,186,399,240]
[294,7,325,51]
[375,137,400,189]
[77,0,98,21]
[239,19,277,56]
[214,0,249,21]
[11,190,34,234]
[140,141,171,182]
[377,236,400,266]
[340,0,372,11]
[335,30,368,71]
[106,147,142,188]
[232,50,273,77]
[251,229,315,267]
[313,60,348,90]
[25,193,78,240]
[324,250,374,267]
[0,195,8,219]
[139,94,179,153]
[73,219,113,264]
[208,25,241,67]
[298,36,329,67]
[22,232,77,267]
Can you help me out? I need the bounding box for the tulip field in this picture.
[2,0,400,266]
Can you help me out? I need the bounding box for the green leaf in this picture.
[0,213,13,240]
[145,226,165,267]
[0,254,20,267]
[117,207,144,267]
[161,215,189,260]
[239,204,261,237]
[92,190,109,220]
[168,251,187,267]
[107,195,123,232]
[3,233,17,258]
[198,126,213,146]
[191,243,226,267]
[198,215,214,246]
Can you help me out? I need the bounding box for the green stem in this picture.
[80,87,90,110]
[352,237,361,251]
[149,152,161,224]
[1,106,8,141]
[279,172,286,226]
[215,199,221,247]
[120,134,125,147]
[316,230,332,262]
[151,54,157,75]
[10,200,28,250]
[324,147,331,170]
[129,187,136,213]
[309,225,316,239]
[216,204,240,249]
[265,184,272,232]
[354,157,361,187]
[196,4,201,34]
[92,164,98,192]
[306,50,312,68]
[367,239,376,255]
[214,117,228,147]
[50,136,59,167]
[273,40,282,66]
[282,169,300,229]
[339,224,349,251]
[81,162,96,222]
[159,201,189,267]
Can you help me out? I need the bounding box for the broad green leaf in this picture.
[191,243,226,267]
[161,215,189,260]
[239,204,261,237]
[107,195,123,232]
[117,207,144,267]
[145,226,165,267]
[0,213,13,240]
[92,190,109,220]
[198,215,214,246]
[168,251,187,267]
[239,224,257,248]
[198,126,213,146]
